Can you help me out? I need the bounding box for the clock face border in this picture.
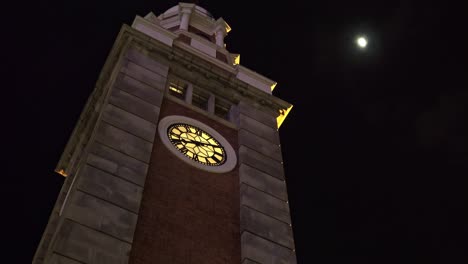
[158,115,237,173]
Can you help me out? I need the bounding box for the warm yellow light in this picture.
[234,55,240,65]
[276,105,293,128]
[356,36,368,48]
[169,86,183,94]
[57,169,67,177]
[271,82,277,92]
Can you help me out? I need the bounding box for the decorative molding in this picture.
[132,13,291,119]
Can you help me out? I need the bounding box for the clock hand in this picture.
[198,142,220,148]
[176,137,219,148]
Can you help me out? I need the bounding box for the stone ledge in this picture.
[114,73,164,107]
[239,164,288,201]
[87,142,148,187]
[240,206,294,249]
[54,219,131,264]
[76,165,143,213]
[48,253,83,264]
[241,231,296,264]
[64,191,138,243]
[240,184,291,224]
[102,104,157,143]
[121,60,167,90]
[238,101,277,128]
[108,87,161,125]
[95,122,153,163]
[239,146,284,180]
[239,129,282,162]
[125,47,169,79]
[239,114,280,145]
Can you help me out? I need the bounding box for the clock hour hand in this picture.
[174,137,219,148]
[198,142,220,148]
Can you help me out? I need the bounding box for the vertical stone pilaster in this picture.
[34,43,170,264]
[237,101,297,264]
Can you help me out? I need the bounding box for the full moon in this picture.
[356,36,368,48]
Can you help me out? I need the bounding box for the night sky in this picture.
[5,0,468,263]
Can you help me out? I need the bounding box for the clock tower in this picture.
[33,3,295,264]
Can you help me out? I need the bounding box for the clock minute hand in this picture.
[198,142,220,148]
[178,138,203,146]
[178,138,218,148]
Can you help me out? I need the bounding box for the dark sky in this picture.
[5,0,468,263]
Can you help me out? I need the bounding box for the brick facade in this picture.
[129,98,241,264]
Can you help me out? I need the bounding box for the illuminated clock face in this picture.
[158,115,237,173]
[167,123,226,166]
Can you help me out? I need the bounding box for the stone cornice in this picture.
[122,24,291,114]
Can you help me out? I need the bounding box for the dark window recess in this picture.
[168,81,186,100]
[215,100,231,120]
[192,91,209,110]
[216,51,228,63]
[167,25,180,32]
[177,34,191,45]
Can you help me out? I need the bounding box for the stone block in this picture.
[124,48,169,80]
[240,164,288,201]
[239,129,282,162]
[242,259,260,264]
[238,101,277,129]
[108,87,161,124]
[94,122,153,163]
[102,104,156,142]
[54,219,131,264]
[114,73,164,106]
[241,232,296,264]
[87,142,148,186]
[65,191,138,243]
[239,114,280,145]
[121,60,167,89]
[240,184,291,224]
[241,206,294,249]
[76,165,143,213]
[239,146,284,180]
[48,253,82,264]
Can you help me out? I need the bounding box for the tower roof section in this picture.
[157,3,231,39]
[130,2,289,119]
[162,4,214,19]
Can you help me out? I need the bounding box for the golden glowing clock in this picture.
[167,123,226,166]
[158,115,237,173]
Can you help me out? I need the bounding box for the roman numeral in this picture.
[212,155,221,163]
[170,130,180,137]
[178,146,188,154]
[171,138,183,144]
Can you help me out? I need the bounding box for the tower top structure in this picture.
[131,3,291,126]
[158,3,231,47]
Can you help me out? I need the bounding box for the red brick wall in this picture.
[129,98,240,264]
